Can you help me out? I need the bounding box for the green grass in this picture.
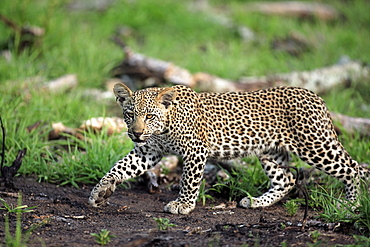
[197,178,215,206]
[307,181,370,235]
[36,130,133,187]
[211,163,268,202]
[0,0,369,211]
[0,194,39,247]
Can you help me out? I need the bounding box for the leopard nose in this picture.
[132,131,143,139]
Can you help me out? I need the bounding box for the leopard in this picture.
[89,83,368,214]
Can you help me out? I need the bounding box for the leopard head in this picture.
[113,83,176,146]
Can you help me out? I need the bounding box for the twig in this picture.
[280,165,309,229]
[0,116,5,176]
[0,14,44,53]
[0,14,21,31]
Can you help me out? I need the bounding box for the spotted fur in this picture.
[89,83,368,214]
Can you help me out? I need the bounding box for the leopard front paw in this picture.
[164,201,195,215]
[89,179,117,207]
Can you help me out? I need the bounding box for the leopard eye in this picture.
[146,114,155,120]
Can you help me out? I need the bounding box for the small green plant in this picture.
[0,194,37,247]
[197,179,214,206]
[90,229,116,245]
[280,223,286,230]
[153,217,177,230]
[281,241,288,247]
[310,230,321,243]
[283,200,299,217]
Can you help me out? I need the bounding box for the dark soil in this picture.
[0,176,360,246]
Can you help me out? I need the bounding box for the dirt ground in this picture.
[0,176,360,247]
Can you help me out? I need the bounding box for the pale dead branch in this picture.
[80,117,127,135]
[330,112,370,137]
[42,74,78,93]
[48,122,85,140]
[245,1,341,21]
[48,117,128,141]
[239,61,369,94]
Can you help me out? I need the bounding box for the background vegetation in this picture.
[0,0,369,222]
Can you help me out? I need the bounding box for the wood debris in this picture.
[49,117,127,141]
[0,14,44,54]
[245,1,342,21]
[0,191,20,198]
[67,0,115,11]
[330,112,370,137]
[272,32,311,56]
[112,37,195,89]
[212,210,234,215]
[238,60,369,94]
[48,122,85,140]
[208,201,237,210]
[26,121,43,133]
[42,74,78,93]
[80,117,127,135]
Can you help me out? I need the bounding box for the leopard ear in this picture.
[113,83,132,107]
[157,87,176,109]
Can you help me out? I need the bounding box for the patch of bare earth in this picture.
[0,177,357,246]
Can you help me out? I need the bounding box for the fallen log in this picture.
[245,1,342,21]
[238,60,370,94]
[49,117,127,141]
[42,74,78,93]
[330,112,370,137]
[48,122,85,141]
[112,42,369,94]
[112,37,195,89]
[80,117,127,135]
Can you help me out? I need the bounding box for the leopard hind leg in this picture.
[296,136,368,204]
[240,150,296,208]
